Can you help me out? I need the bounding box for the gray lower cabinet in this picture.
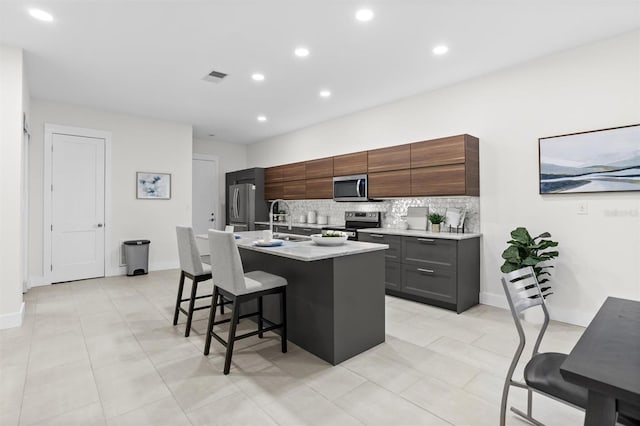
[253,223,319,235]
[359,232,479,313]
[358,233,402,291]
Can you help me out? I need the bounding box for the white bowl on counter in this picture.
[310,233,348,246]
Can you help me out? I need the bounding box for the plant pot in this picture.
[432,224,441,233]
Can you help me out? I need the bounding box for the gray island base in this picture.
[203,231,388,366]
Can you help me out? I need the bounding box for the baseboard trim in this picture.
[480,291,591,327]
[0,302,25,329]
[480,291,509,310]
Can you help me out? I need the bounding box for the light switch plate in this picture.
[577,202,588,215]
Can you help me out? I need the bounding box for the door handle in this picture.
[370,234,384,238]
[417,268,434,274]
[356,179,362,197]
[97,223,103,228]
[417,238,435,243]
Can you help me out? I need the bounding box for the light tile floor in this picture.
[0,270,587,425]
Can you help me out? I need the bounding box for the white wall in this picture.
[193,138,247,227]
[0,45,26,328]
[247,30,640,326]
[29,100,193,280]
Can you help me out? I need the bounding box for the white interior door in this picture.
[192,157,219,235]
[51,133,105,282]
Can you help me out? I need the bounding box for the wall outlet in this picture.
[577,202,588,215]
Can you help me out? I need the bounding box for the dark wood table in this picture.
[560,297,640,426]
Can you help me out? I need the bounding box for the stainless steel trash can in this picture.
[124,240,150,276]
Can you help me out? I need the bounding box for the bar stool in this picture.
[204,229,287,375]
[174,226,214,337]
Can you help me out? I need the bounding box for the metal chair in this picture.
[500,267,639,426]
[204,229,287,375]
[174,226,215,337]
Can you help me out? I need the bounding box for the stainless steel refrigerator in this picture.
[227,183,256,232]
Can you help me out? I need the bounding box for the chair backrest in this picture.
[501,266,550,357]
[208,229,246,293]
[501,267,545,315]
[176,226,205,276]
[225,225,234,233]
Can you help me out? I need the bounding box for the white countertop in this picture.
[197,231,388,262]
[358,228,482,240]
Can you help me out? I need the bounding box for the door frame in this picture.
[192,153,220,231]
[43,124,113,285]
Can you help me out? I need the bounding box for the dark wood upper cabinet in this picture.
[305,157,334,179]
[305,177,333,199]
[411,164,467,196]
[265,166,284,183]
[265,182,283,200]
[283,180,306,200]
[368,170,411,198]
[368,145,410,173]
[263,133,478,200]
[411,135,471,168]
[281,162,306,181]
[333,151,367,176]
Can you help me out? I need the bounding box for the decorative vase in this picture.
[432,223,441,233]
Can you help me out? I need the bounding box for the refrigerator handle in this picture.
[233,187,240,219]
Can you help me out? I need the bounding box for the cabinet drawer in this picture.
[291,226,317,236]
[401,264,456,303]
[358,233,402,261]
[385,260,402,291]
[402,237,456,266]
[254,223,269,231]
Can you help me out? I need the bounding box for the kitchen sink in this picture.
[273,233,312,242]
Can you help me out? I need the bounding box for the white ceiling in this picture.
[1,1,639,144]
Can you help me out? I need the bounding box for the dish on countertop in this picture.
[311,233,348,246]
[253,239,284,247]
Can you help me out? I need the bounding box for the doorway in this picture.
[192,154,219,235]
[43,125,112,284]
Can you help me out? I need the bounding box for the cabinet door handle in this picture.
[302,228,312,231]
[370,234,384,238]
[417,268,434,274]
[417,238,435,243]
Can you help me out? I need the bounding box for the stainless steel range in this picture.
[322,211,382,240]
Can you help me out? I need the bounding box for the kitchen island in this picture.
[198,231,388,365]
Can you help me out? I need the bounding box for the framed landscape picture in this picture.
[539,124,640,194]
[137,172,171,199]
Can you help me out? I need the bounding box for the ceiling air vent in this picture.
[203,69,228,83]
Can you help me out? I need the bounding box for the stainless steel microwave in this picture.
[333,174,368,201]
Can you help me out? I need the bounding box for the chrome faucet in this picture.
[269,199,292,232]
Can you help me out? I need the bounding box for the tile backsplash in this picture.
[271,197,480,233]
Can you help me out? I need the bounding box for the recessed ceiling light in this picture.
[251,73,265,81]
[257,115,267,122]
[433,45,449,55]
[294,47,310,57]
[28,8,53,22]
[319,90,331,98]
[355,9,374,22]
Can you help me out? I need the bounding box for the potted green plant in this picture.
[500,227,559,298]
[428,212,446,232]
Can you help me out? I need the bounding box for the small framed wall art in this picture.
[539,124,640,194]
[137,172,171,199]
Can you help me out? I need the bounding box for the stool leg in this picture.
[185,277,199,337]
[223,298,241,375]
[173,271,186,326]
[281,290,287,353]
[258,296,264,338]
[204,286,219,355]
[220,296,225,315]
